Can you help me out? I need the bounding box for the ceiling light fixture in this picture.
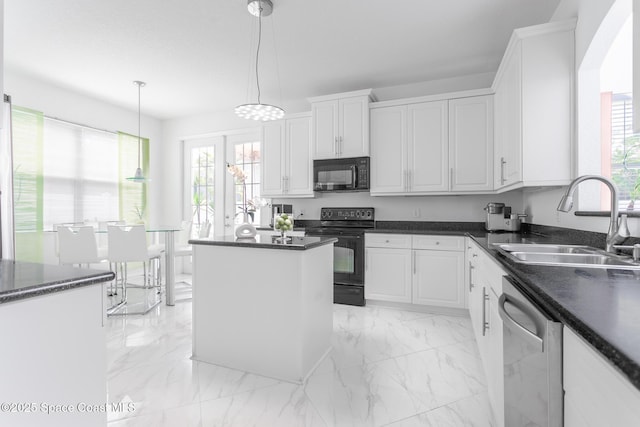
[127,80,148,182]
[235,0,285,121]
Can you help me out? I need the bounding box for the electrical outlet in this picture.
[413,208,420,218]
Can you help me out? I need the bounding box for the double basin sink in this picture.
[492,243,640,270]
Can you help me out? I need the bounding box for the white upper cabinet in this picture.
[449,95,494,192]
[370,105,407,193]
[370,94,493,195]
[408,101,449,192]
[310,89,372,159]
[493,20,575,191]
[261,114,313,198]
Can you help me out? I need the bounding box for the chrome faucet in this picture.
[557,175,630,253]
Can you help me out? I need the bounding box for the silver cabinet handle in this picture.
[365,249,368,271]
[413,251,416,275]
[498,293,544,351]
[468,262,475,292]
[334,136,338,156]
[500,157,507,185]
[339,136,343,155]
[482,287,489,336]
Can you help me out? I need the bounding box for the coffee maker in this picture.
[270,204,293,226]
[484,202,527,232]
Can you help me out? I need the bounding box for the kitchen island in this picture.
[189,235,336,383]
[0,260,114,427]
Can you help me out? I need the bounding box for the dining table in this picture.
[145,225,182,306]
[52,223,183,306]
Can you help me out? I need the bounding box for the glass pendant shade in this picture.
[127,81,148,182]
[235,103,285,121]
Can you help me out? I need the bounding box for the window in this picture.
[600,15,637,209]
[43,118,119,229]
[11,106,147,262]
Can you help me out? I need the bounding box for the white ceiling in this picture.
[5,0,561,120]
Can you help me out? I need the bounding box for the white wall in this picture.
[4,70,164,225]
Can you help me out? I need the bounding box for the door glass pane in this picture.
[190,146,215,237]
[230,142,262,225]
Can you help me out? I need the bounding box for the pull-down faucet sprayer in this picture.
[557,175,629,253]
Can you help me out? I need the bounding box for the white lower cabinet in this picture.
[413,249,464,308]
[466,238,505,427]
[365,246,412,303]
[563,327,640,427]
[365,233,465,309]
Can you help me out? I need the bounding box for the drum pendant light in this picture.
[235,0,285,121]
[127,80,148,182]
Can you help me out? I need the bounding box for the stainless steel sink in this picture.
[494,244,595,254]
[492,243,640,269]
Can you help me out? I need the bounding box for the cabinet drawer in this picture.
[413,235,464,251]
[365,233,411,249]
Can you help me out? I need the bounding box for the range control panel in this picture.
[320,207,375,221]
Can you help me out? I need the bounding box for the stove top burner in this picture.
[319,207,375,224]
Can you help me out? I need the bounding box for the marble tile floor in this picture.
[106,276,494,427]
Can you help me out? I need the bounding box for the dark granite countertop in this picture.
[371,221,640,391]
[0,259,115,304]
[470,232,640,392]
[189,235,338,251]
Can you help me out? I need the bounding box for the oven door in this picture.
[306,228,366,305]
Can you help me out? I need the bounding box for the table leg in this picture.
[165,230,175,306]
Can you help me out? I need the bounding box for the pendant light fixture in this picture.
[235,0,285,121]
[127,80,147,182]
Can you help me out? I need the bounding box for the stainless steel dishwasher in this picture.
[499,276,563,426]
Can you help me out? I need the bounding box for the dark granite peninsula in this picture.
[189,235,337,383]
[0,259,114,303]
[0,259,114,426]
[188,234,336,250]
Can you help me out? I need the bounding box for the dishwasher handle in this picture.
[498,293,544,352]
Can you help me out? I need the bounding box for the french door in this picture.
[183,130,261,239]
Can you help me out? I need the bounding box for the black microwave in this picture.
[313,157,370,192]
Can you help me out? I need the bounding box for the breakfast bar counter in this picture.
[189,235,337,383]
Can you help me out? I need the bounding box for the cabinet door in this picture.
[413,249,464,308]
[521,30,573,185]
[339,96,369,157]
[370,106,407,194]
[261,121,285,196]
[488,289,504,427]
[495,44,522,188]
[407,101,449,192]
[468,259,487,359]
[449,95,494,192]
[564,328,640,427]
[312,100,339,159]
[365,247,412,303]
[285,116,313,196]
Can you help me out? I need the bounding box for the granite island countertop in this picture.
[369,221,640,391]
[189,235,338,251]
[0,259,115,304]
